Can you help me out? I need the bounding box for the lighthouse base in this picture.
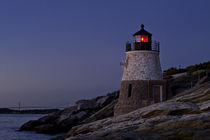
[114,80,168,116]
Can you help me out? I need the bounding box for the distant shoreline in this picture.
[0,108,59,114]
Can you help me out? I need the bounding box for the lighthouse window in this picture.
[135,35,141,42]
[135,35,148,43]
[128,84,132,97]
[140,35,148,42]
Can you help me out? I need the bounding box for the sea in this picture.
[0,114,59,140]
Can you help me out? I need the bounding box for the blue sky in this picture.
[0,0,210,108]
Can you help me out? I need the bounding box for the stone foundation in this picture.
[114,80,168,116]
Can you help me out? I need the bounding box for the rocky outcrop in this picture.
[19,69,210,140]
[61,82,210,140]
[64,113,210,140]
[76,100,96,110]
[166,69,209,96]
[19,91,119,134]
[81,100,118,124]
[20,106,77,134]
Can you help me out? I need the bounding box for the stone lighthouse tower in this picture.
[114,24,167,116]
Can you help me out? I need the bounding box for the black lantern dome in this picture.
[133,24,152,50]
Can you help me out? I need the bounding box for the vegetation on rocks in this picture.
[163,61,210,77]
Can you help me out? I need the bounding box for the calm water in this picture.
[0,114,58,140]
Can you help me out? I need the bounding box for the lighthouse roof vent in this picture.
[133,24,152,36]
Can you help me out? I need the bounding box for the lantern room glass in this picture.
[135,35,148,42]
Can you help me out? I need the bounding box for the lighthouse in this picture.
[114,24,167,116]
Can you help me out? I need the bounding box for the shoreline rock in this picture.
[62,82,210,140]
[19,90,119,134]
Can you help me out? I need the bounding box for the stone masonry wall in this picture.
[122,51,162,81]
[114,80,167,116]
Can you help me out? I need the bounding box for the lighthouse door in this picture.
[152,85,163,103]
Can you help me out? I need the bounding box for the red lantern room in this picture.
[133,24,152,50]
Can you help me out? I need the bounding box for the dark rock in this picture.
[19,120,42,131]
[34,124,58,134]
[96,92,119,108]
[56,106,77,125]
[59,111,88,131]
[20,91,120,135]
[82,100,117,124]
[76,100,96,110]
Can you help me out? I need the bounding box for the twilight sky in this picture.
[0,0,210,108]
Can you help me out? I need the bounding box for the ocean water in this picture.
[0,114,58,140]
